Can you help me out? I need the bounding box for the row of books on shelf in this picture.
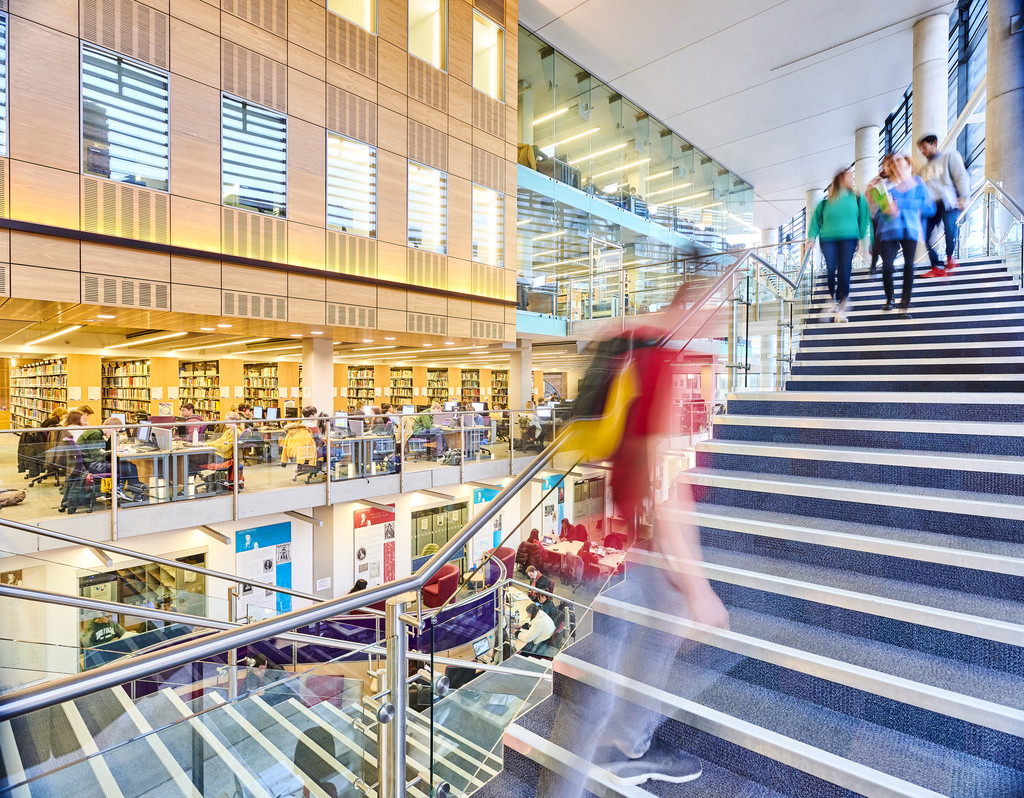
[245,379,278,388]
[180,377,218,388]
[103,363,150,377]
[13,360,66,377]
[245,367,277,378]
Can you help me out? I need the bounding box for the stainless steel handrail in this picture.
[0,431,567,721]
[0,517,323,604]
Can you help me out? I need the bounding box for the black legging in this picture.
[879,238,918,309]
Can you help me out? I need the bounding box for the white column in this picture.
[508,339,532,409]
[854,125,880,194]
[805,189,820,224]
[912,14,950,167]
[301,336,334,415]
[985,0,1024,203]
[761,227,779,246]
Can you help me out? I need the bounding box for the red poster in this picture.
[353,504,397,587]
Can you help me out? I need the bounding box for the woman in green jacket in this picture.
[808,167,871,323]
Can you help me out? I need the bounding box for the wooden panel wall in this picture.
[2,0,518,343]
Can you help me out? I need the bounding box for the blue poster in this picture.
[473,488,502,547]
[236,522,292,615]
[542,476,565,535]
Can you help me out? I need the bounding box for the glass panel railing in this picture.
[1,639,381,797]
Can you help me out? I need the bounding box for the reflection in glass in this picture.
[408,161,447,254]
[473,184,503,267]
[222,97,288,217]
[81,44,170,191]
[410,0,447,70]
[328,133,377,238]
[327,0,376,34]
[473,11,504,101]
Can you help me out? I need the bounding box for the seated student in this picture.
[179,403,207,441]
[368,406,394,435]
[535,591,559,622]
[516,529,545,574]
[209,411,244,460]
[513,602,556,657]
[526,564,554,601]
[411,401,448,458]
[80,611,126,649]
[519,401,544,447]
[579,540,603,581]
[280,406,319,466]
[81,418,146,503]
[241,653,293,705]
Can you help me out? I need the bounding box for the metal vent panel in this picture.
[0,262,9,297]
[326,303,377,329]
[327,231,377,278]
[82,178,169,244]
[222,290,287,320]
[0,158,8,219]
[408,120,446,171]
[407,313,447,335]
[81,0,169,69]
[409,56,447,112]
[473,92,503,139]
[222,41,287,112]
[326,14,376,79]
[81,274,170,309]
[222,0,287,37]
[327,85,376,145]
[222,208,287,261]
[471,320,503,340]
[407,250,446,289]
[471,147,504,193]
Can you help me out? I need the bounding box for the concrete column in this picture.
[985,0,1024,203]
[805,189,821,225]
[912,14,950,167]
[855,125,880,193]
[761,227,779,247]
[508,339,532,409]
[301,336,334,415]
[311,505,335,599]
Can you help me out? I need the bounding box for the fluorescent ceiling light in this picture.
[570,142,627,165]
[532,229,565,242]
[96,314,116,320]
[545,127,599,148]
[244,345,304,355]
[726,211,759,232]
[216,323,232,328]
[25,325,83,346]
[646,170,673,181]
[533,107,568,126]
[661,190,712,207]
[104,331,188,350]
[172,337,270,353]
[516,219,532,226]
[591,158,651,179]
[345,345,399,353]
[532,248,559,257]
[646,181,692,198]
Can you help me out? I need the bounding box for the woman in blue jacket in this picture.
[869,153,936,318]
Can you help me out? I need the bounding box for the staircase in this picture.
[478,257,1024,797]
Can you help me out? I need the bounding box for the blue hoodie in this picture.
[875,177,936,242]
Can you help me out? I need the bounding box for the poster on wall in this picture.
[236,522,293,617]
[541,476,566,537]
[472,488,502,565]
[353,505,397,588]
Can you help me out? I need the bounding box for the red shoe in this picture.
[945,255,957,273]
[921,266,947,278]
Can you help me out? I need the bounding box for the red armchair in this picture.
[422,563,461,608]
[485,546,516,585]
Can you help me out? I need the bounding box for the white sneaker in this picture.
[839,297,852,314]
[835,311,848,323]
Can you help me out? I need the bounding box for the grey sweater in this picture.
[918,150,970,209]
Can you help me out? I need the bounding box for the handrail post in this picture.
[381,592,412,798]
[227,586,239,700]
[110,438,119,541]
[232,421,240,520]
[495,581,505,664]
[326,421,333,505]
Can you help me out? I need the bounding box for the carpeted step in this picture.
[725,391,1024,422]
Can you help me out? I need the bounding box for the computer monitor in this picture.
[334,411,348,427]
[136,421,152,443]
[471,402,484,412]
[435,412,454,426]
[349,418,364,437]
[252,406,264,420]
[472,637,490,658]
[108,413,126,426]
[536,407,552,419]
[402,405,415,415]
[152,426,172,450]
[547,401,557,408]
[444,401,457,412]
[266,407,279,421]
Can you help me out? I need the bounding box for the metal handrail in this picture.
[0,517,322,604]
[0,430,568,721]
[940,80,986,155]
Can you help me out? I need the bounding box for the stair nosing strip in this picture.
[686,506,1024,577]
[593,594,1024,737]
[0,721,28,797]
[552,654,947,798]
[627,548,1024,647]
[715,413,1024,436]
[61,699,125,798]
[791,356,1024,365]
[786,373,1024,381]
[728,390,1024,403]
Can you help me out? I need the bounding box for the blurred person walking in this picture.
[869,153,936,318]
[808,167,871,322]
[917,134,970,277]
[539,286,729,794]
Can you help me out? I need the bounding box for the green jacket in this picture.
[412,413,434,433]
[808,190,871,242]
[78,429,109,470]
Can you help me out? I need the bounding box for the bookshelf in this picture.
[460,369,482,404]
[348,365,375,406]
[102,360,151,418]
[426,368,450,404]
[11,358,67,427]
[490,370,509,407]
[390,367,414,406]
[179,361,220,417]
[244,363,279,407]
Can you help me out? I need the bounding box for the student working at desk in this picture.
[411,401,448,459]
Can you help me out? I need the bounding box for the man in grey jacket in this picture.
[918,134,970,277]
